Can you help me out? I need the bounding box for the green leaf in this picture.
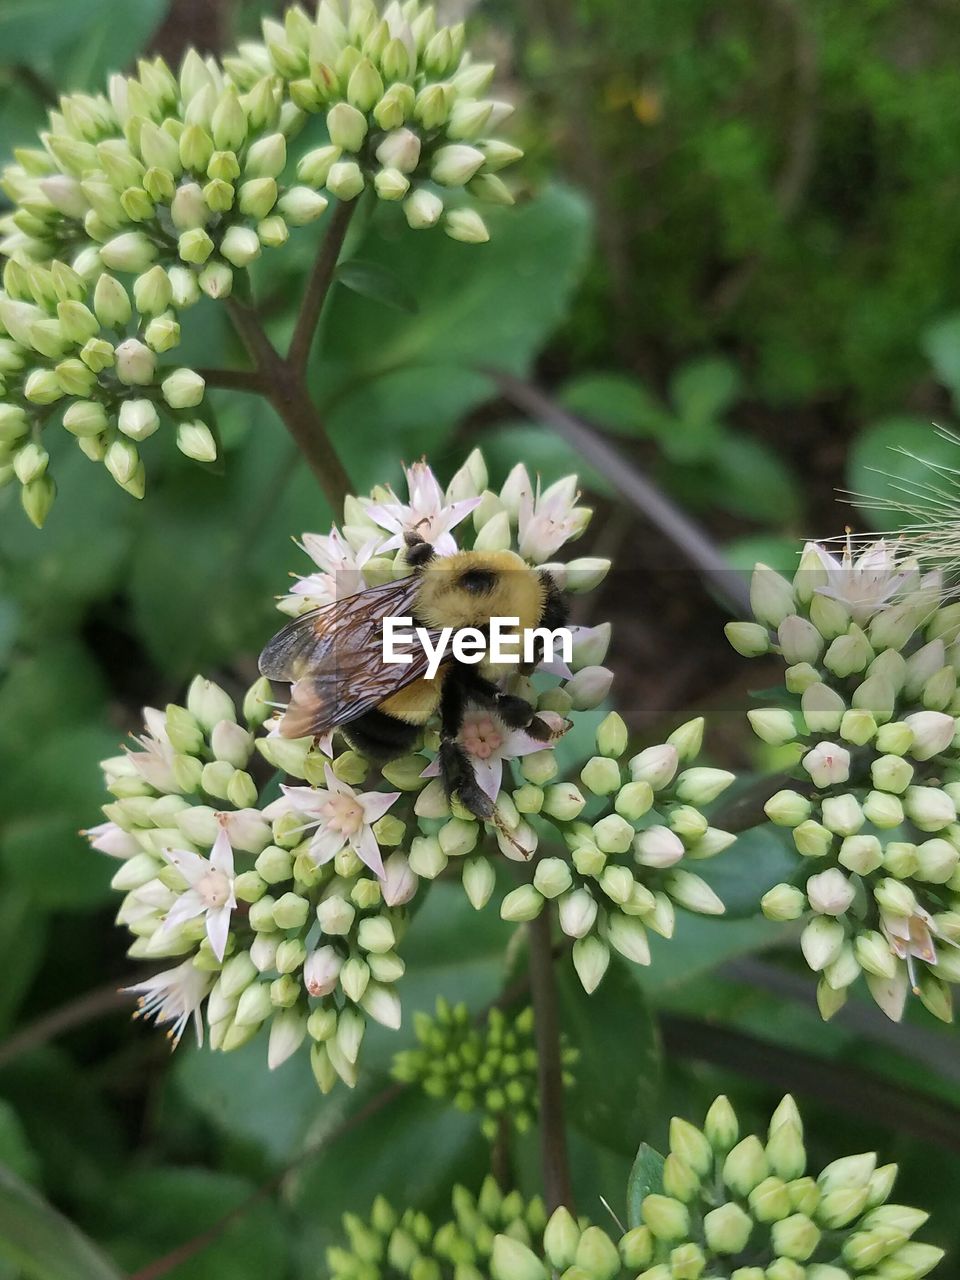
[638,914,783,994]
[710,432,802,523]
[336,259,418,313]
[0,1158,123,1280]
[292,1088,484,1255]
[104,1167,289,1280]
[59,0,165,90]
[724,533,799,575]
[558,955,661,1157]
[560,373,674,439]
[691,824,799,919]
[0,725,118,910]
[669,357,741,427]
[316,186,591,391]
[626,1143,665,1229]
[922,313,960,404]
[173,1032,330,1166]
[0,890,48,1035]
[0,1103,38,1186]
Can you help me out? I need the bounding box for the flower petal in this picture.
[209,826,234,877]
[206,902,233,962]
[161,846,208,885]
[359,789,400,824]
[351,824,385,878]
[310,826,346,865]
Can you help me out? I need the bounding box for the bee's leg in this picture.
[403,529,436,567]
[437,669,495,820]
[457,669,551,738]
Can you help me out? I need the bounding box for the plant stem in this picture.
[288,198,357,373]
[223,296,352,509]
[195,367,265,394]
[485,368,752,617]
[527,903,575,1213]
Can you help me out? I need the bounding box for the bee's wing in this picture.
[258,575,433,739]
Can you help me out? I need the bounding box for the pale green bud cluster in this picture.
[391,998,576,1139]
[0,260,210,523]
[241,0,522,242]
[89,673,411,1090]
[505,713,734,995]
[327,1178,656,1280]
[631,1093,943,1280]
[730,545,960,1024]
[0,5,522,523]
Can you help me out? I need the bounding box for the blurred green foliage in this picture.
[1,0,960,1276]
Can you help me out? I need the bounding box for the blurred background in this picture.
[1,0,960,1275]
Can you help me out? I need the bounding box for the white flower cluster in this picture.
[729,538,960,1023]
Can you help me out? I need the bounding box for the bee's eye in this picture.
[458,568,497,595]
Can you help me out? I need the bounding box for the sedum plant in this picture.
[88,454,737,1089]
[9,0,947,1272]
[728,539,960,1025]
[326,1097,943,1280]
[0,0,520,524]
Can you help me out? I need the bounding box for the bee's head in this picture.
[416,549,547,630]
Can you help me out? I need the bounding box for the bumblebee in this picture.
[258,532,568,821]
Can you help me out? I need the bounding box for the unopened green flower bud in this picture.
[749,1176,792,1223]
[500,885,544,923]
[761,883,806,922]
[404,187,443,229]
[445,209,490,244]
[593,813,634,854]
[642,1195,689,1242]
[178,227,214,264]
[581,756,621,796]
[174,420,217,463]
[490,1234,546,1280]
[615,780,654,821]
[326,160,365,201]
[748,708,798,746]
[704,1202,753,1255]
[20,473,55,527]
[724,1135,770,1196]
[771,1213,820,1261]
[706,1095,740,1152]
[725,620,771,657]
[665,869,724,915]
[461,856,495,911]
[820,794,863,836]
[801,916,845,972]
[533,857,572,898]
[764,789,811,827]
[750,564,795,627]
[100,230,157,273]
[572,936,609,993]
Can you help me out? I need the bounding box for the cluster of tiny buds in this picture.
[497,713,734,994]
[325,1094,942,1279]
[0,2,523,522]
[727,541,960,1023]
[629,1093,942,1280]
[390,998,576,1139]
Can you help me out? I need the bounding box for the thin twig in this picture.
[527,904,575,1213]
[127,1082,406,1280]
[485,368,752,616]
[0,983,129,1069]
[222,297,352,508]
[288,199,357,374]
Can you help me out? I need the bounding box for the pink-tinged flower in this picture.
[801,741,850,789]
[804,538,913,624]
[159,824,237,961]
[264,709,334,759]
[280,525,377,613]
[83,820,139,859]
[518,475,591,563]
[422,709,568,805]
[126,706,178,792]
[880,905,953,995]
[125,957,212,1048]
[281,764,399,877]
[364,460,481,556]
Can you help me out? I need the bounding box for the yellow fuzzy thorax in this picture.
[414,550,546,632]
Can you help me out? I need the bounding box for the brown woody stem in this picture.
[528,902,575,1212]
